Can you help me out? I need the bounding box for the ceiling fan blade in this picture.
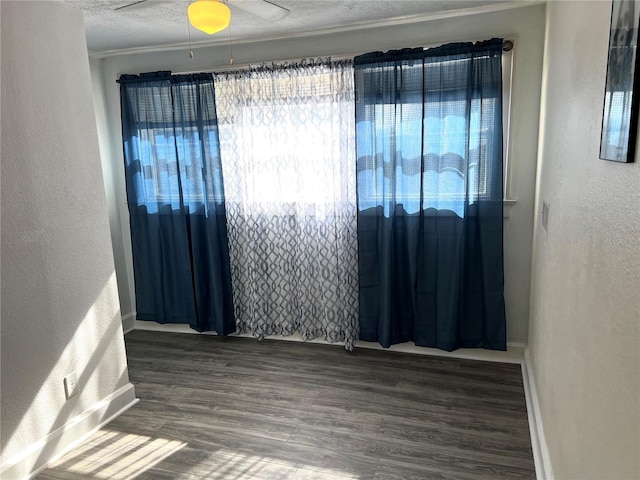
[114,0,149,11]
[229,0,290,21]
[115,0,170,11]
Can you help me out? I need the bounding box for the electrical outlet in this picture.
[541,202,550,233]
[64,372,79,399]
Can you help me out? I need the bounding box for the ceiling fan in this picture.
[115,0,289,61]
[115,0,291,27]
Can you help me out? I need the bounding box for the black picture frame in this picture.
[600,0,640,163]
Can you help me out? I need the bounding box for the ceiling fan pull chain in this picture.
[187,0,194,58]
[228,19,234,65]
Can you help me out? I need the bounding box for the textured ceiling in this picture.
[63,0,516,54]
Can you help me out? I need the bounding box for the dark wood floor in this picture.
[38,331,535,479]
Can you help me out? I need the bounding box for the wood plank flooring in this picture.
[37,331,535,479]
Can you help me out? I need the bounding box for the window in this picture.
[356,96,498,215]
[354,40,508,218]
[213,61,356,216]
[120,74,224,214]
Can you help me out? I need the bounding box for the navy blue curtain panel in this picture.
[354,39,506,351]
[119,71,235,335]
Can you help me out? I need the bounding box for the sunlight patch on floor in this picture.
[182,448,362,479]
[45,431,361,479]
[46,429,186,479]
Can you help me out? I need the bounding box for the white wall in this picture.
[0,1,136,476]
[95,3,546,344]
[90,57,136,328]
[529,1,640,478]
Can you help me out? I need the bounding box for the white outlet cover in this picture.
[542,202,550,233]
[64,372,79,399]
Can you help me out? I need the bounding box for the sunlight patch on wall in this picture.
[2,272,125,463]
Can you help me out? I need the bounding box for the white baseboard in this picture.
[132,320,525,363]
[121,312,136,334]
[0,383,139,480]
[522,348,554,480]
[357,339,524,363]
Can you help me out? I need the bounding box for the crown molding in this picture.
[89,1,544,58]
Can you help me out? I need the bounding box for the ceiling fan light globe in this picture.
[188,0,231,35]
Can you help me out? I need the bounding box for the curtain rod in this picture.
[172,38,514,76]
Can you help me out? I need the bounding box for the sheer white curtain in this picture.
[214,59,359,349]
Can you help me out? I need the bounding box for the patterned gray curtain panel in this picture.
[214,59,359,349]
